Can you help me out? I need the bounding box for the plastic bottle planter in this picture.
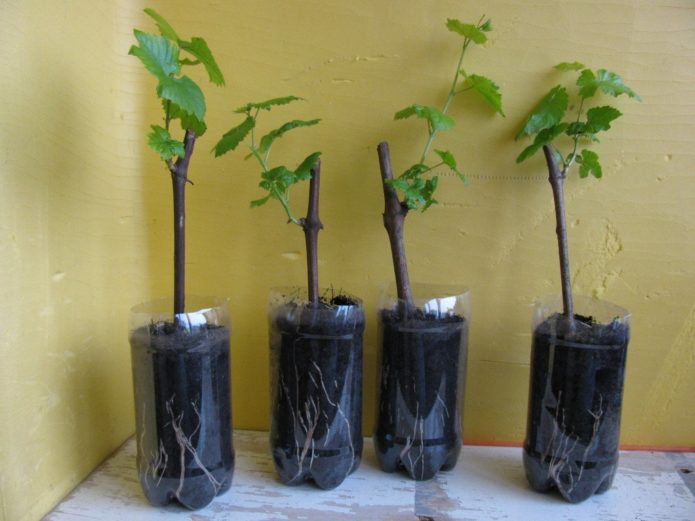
[374,284,470,481]
[523,295,630,503]
[268,288,365,489]
[130,296,234,509]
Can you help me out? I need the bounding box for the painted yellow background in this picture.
[1,0,694,519]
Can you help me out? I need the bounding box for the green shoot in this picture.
[388,16,505,211]
[516,63,640,176]
[213,97,321,226]
[129,8,224,315]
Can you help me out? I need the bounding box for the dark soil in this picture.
[374,308,468,481]
[130,323,234,509]
[523,312,629,503]
[269,296,364,489]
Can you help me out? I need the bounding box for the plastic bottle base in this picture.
[272,447,361,490]
[139,471,233,510]
[375,437,460,481]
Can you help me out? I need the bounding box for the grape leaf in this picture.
[515,85,568,139]
[129,30,180,80]
[148,125,185,160]
[261,165,297,195]
[400,163,429,180]
[434,149,464,180]
[446,19,487,44]
[213,116,255,157]
[463,74,505,115]
[585,105,622,133]
[578,149,602,178]
[250,194,271,208]
[143,8,180,42]
[577,69,640,100]
[234,96,303,114]
[516,123,568,163]
[480,19,492,32]
[258,119,321,155]
[157,75,205,120]
[421,176,439,211]
[395,104,455,131]
[294,152,322,180]
[180,37,225,86]
[554,61,585,72]
[166,101,207,136]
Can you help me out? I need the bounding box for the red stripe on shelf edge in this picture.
[463,440,695,452]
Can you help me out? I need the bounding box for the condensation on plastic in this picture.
[524,294,630,503]
[129,296,234,509]
[268,287,365,489]
[374,283,470,481]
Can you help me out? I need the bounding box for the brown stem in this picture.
[543,144,574,324]
[170,130,197,317]
[300,160,323,306]
[377,142,413,306]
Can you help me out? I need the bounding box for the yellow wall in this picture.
[1,0,694,519]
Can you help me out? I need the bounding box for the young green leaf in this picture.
[148,125,185,160]
[480,19,492,32]
[434,149,465,180]
[157,75,205,120]
[554,61,585,72]
[446,19,487,44]
[516,124,568,163]
[180,37,225,86]
[213,116,255,157]
[234,96,303,114]
[250,194,272,208]
[395,104,455,131]
[167,101,207,136]
[143,8,180,42]
[421,176,439,211]
[401,163,430,180]
[463,74,505,116]
[258,119,321,155]
[515,85,569,139]
[294,151,322,180]
[577,69,640,100]
[129,30,180,80]
[578,149,602,178]
[585,105,622,133]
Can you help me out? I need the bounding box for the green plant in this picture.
[213,97,323,304]
[129,8,224,315]
[516,62,639,324]
[378,16,504,305]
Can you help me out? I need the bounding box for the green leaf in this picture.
[395,104,455,131]
[554,61,585,72]
[515,85,568,139]
[401,163,429,179]
[213,116,255,157]
[180,37,225,86]
[516,123,568,163]
[157,75,205,120]
[294,151,322,180]
[577,69,640,100]
[480,19,493,32]
[234,96,303,114]
[433,149,465,182]
[585,105,622,133]
[129,30,180,80]
[262,165,297,195]
[463,74,505,116]
[421,176,439,211]
[143,8,180,42]
[166,101,207,136]
[250,194,271,208]
[385,178,411,191]
[446,19,487,44]
[578,149,602,178]
[258,119,321,155]
[565,121,587,136]
[147,125,184,160]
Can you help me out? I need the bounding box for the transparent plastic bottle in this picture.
[523,295,630,503]
[130,296,234,509]
[268,288,364,489]
[374,284,470,481]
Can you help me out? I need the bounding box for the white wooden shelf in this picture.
[45,430,695,520]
